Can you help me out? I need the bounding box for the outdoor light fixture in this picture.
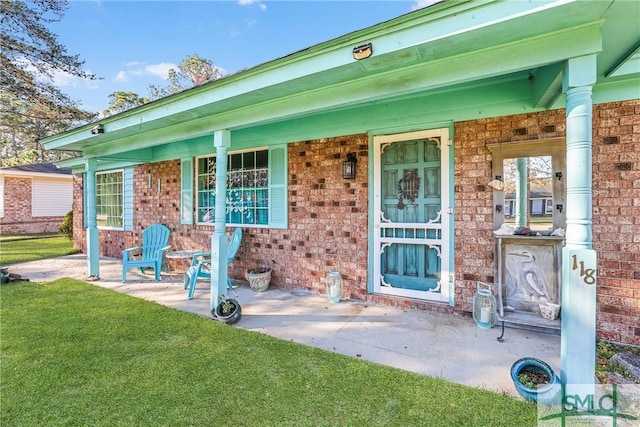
[91,124,104,134]
[352,43,373,60]
[342,153,357,179]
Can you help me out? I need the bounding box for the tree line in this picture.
[1,0,222,167]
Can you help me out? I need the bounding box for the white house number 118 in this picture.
[571,254,596,285]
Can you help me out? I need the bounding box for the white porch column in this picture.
[85,158,100,278]
[210,130,231,310]
[560,54,598,393]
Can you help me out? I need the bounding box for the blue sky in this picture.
[49,1,433,115]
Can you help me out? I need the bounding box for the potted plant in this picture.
[510,357,561,404]
[213,295,242,325]
[246,260,274,292]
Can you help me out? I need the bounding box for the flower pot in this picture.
[510,357,561,404]
[539,302,561,320]
[247,269,271,292]
[213,298,242,325]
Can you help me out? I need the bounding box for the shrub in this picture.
[60,211,73,240]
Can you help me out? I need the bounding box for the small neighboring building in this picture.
[0,163,73,235]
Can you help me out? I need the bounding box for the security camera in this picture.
[91,124,104,134]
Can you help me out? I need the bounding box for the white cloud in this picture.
[50,69,80,88]
[145,62,176,80]
[238,0,266,11]
[113,61,177,83]
[15,55,98,90]
[114,71,128,82]
[412,0,441,11]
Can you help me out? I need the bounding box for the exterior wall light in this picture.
[342,153,357,179]
[352,43,373,60]
[91,124,104,134]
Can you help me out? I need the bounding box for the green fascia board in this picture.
[41,0,613,153]
[606,45,640,78]
[62,70,639,171]
[61,21,603,162]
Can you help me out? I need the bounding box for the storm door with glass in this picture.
[372,129,451,302]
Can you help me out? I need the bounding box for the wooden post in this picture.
[210,130,230,310]
[515,157,528,228]
[85,158,100,278]
[561,54,597,397]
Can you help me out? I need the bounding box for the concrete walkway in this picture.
[8,254,560,398]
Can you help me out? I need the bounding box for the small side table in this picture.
[166,250,202,285]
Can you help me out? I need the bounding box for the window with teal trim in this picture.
[95,170,123,228]
[196,150,269,226]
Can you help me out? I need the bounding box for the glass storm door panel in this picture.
[373,129,451,302]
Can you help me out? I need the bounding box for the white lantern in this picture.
[326,271,343,303]
[473,282,497,329]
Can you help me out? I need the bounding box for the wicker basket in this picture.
[247,270,271,292]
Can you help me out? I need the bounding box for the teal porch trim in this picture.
[180,158,194,225]
[268,144,287,229]
[84,159,100,278]
[560,54,597,392]
[123,167,133,231]
[211,130,231,310]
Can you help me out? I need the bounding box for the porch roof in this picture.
[43,0,639,169]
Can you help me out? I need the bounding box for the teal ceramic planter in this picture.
[510,357,561,404]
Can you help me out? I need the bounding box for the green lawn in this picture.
[1,279,536,426]
[0,236,77,266]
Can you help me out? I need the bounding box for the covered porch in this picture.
[41,0,640,390]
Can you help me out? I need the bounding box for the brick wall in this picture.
[454,101,639,345]
[592,100,640,345]
[0,176,65,235]
[71,102,639,344]
[72,135,371,300]
[453,109,566,313]
[234,135,370,299]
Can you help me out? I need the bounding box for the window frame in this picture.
[95,169,124,230]
[487,139,566,232]
[195,148,270,228]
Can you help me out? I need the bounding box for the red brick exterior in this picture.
[0,176,66,235]
[72,101,639,344]
[454,101,640,345]
[592,100,640,345]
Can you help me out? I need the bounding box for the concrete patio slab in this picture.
[8,254,560,397]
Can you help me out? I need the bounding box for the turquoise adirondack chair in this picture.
[122,224,171,282]
[185,228,243,300]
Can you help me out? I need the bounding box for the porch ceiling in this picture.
[43,0,639,163]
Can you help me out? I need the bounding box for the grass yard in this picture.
[0,236,77,266]
[1,279,537,426]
